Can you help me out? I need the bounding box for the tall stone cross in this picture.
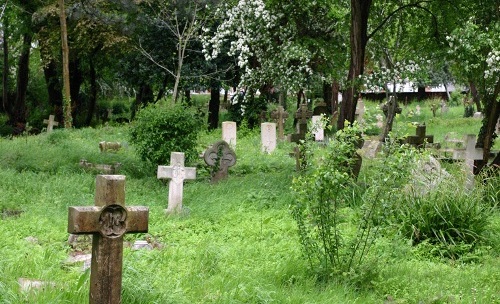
[68,175,149,304]
[271,106,288,140]
[43,115,59,132]
[157,152,196,213]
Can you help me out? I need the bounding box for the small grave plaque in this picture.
[203,140,236,183]
[68,175,149,304]
[43,115,59,133]
[157,152,196,213]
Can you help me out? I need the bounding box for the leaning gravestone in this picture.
[203,140,236,183]
[261,123,277,153]
[222,121,237,148]
[157,152,196,213]
[68,175,149,304]
[43,115,59,133]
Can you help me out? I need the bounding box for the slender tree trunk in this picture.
[59,0,72,128]
[338,0,372,130]
[208,80,220,130]
[13,32,33,125]
[43,60,63,122]
[155,73,169,102]
[469,81,482,112]
[2,17,9,115]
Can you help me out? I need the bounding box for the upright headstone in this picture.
[440,101,449,114]
[67,175,149,304]
[405,124,434,148]
[355,98,365,122]
[270,106,289,140]
[380,96,401,142]
[464,134,483,189]
[204,140,237,183]
[222,121,237,148]
[43,115,59,133]
[261,123,277,153]
[157,152,196,213]
[311,116,324,141]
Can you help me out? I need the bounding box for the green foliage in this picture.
[227,95,268,128]
[291,124,377,283]
[129,103,201,166]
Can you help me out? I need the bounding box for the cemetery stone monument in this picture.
[380,96,401,142]
[290,103,312,143]
[157,152,196,213]
[415,105,421,116]
[405,124,434,148]
[355,98,365,122]
[67,175,149,304]
[80,159,121,174]
[261,123,277,153]
[99,141,122,152]
[270,106,289,140]
[204,140,237,183]
[43,115,59,133]
[313,100,328,116]
[222,121,237,148]
[441,101,449,114]
[464,134,483,189]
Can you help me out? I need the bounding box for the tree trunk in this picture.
[323,81,333,113]
[2,17,9,115]
[43,60,63,122]
[59,0,72,128]
[469,81,482,112]
[338,0,372,130]
[208,80,220,130]
[13,32,33,125]
[85,57,97,126]
[69,58,83,122]
[130,84,153,120]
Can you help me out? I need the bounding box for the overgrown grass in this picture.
[0,113,499,303]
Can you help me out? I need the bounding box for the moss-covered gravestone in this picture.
[204,140,236,183]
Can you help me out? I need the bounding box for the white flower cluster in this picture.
[201,0,313,92]
[485,50,500,82]
[361,60,424,93]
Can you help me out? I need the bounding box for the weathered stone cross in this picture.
[203,140,236,183]
[290,103,312,143]
[68,175,149,304]
[405,124,434,148]
[43,115,59,132]
[270,106,289,140]
[157,152,196,213]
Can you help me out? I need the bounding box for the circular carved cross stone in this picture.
[99,204,127,238]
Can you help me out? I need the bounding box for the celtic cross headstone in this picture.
[203,140,236,183]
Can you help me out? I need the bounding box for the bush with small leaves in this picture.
[129,103,201,167]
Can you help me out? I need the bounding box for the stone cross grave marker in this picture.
[204,140,236,183]
[290,103,312,143]
[43,115,59,133]
[311,116,324,141]
[222,121,237,148]
[380,96,401,142]
[157,152,196,213]
[464,134,483,189]
[270,106,289,140]
[68,175,149,304]
[405,124,434,148]
[261,123,277,153]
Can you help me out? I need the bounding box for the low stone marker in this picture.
[415,105,421,116]
[222,121,237,148]
[80,159,121,174]
[473,112,483,119]
[270,106,288,140]
[43,115,59,133]
[464,134,483,189]
[203,140,236,183]
[157,152,196,213]
[441,101,449,114]
[99,141,122,152]
[261,123,277,153]
[68,175,149,304]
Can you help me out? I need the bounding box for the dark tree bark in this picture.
[131,84,153,120]
[293,89,305,127]
[469,81,482,112]
[43,60,63,122]
[2,17,9,115]
[184,88,191,105]
[12,32,33,125]
[338,0,372,130]
[70,58,83,120]
[323,81,333,113]
[85,57,97,126]
[417,86,426,101]
[208,80,220,130]
[155,73,169,102]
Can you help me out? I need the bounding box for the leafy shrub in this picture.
[228,94,268,128]
[129,103,201,166]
